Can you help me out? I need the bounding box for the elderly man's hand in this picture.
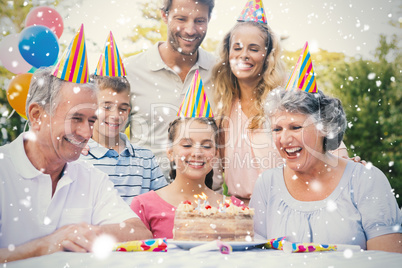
[38,222,103,255]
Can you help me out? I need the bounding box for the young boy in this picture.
[81,74,167,205]
[80,32,167,205]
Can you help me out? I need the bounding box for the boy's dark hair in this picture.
[161,0,215,19]
[90,75,131,94]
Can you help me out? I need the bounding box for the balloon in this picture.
[0,34,32,74]
[28,66,37,73]
[18,25,59,69]
[25,6,64,39]
[6,73,33,119]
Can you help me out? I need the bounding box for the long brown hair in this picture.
[212,21,286,130]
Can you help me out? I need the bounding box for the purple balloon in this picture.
[0,34,32,74]
[18,25,59,68]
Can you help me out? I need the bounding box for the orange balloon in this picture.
[6,73,33,118]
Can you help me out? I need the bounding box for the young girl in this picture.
[130,117,242,239]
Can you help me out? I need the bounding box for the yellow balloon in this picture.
[6,73,33,118]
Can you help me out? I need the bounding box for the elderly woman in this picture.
[250,89,402,253]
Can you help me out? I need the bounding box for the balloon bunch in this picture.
[0,6,63,119]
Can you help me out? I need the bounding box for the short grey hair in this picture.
[26,67,98,123]
[265,88,347,152]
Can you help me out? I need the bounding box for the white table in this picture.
[5,245,402,268]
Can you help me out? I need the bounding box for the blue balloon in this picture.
[18,25,59,69]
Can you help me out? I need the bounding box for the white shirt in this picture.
[125,42,217,179]
[250,162,402,249]
[0,133,138,248]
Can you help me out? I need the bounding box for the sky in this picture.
[3,0,402,72]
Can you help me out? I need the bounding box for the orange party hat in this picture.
[52,24,89,83]
[285,42,317,93]
[94,31,126,77]
[177,70,213,117]
[237,0,267,24]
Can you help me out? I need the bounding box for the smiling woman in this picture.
[250,88,402,253]
[212,19,286,204]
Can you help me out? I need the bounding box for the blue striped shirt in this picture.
[80,133,168,205]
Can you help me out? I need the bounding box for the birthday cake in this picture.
[173,200,254,241]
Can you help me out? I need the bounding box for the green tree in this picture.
[0,0,69,144]
[0,0,35,144]
[330,34,402,206]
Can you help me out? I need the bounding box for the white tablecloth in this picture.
[5,245,402,268]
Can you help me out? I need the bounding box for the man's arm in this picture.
[0,218,152,263]
[100,217,152,241]
[0,222,102,263]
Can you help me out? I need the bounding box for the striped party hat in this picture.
[177,70,214,118]
[285,42,317,93]
[237,0,267,24]
[52,24,89,83]
[94,31,126,77]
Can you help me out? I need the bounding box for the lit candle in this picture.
[194,194,201,210]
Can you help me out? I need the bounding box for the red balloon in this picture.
[25,6,64,39]
[6,73,33,119]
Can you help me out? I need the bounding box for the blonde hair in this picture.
[212,21,286,129]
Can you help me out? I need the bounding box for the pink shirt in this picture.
[224,100,283,199]
[131,191,175,239]
[130,191,246,239]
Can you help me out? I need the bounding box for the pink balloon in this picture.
[0,34,32,74]
[25,6,64,39]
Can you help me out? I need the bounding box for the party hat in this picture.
[94,31,126,77]
[237,0,267,24]
[177,70,214,117]
[52,24,89,83]
[284,42,317,93]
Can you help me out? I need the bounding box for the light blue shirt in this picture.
[250,161,402,249]
[80,133,167,205]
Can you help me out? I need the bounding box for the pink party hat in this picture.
[94,31,126,77]
[177,70,214,117]
[237,0,267,24]
[285,42,317,93]
[52,24,89,83]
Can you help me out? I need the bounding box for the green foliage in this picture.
[329,34,402,205]
[0,1,70,144]
[0,0,35,144]
[128,2,167,47]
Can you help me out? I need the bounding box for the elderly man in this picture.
[0,68,152,263]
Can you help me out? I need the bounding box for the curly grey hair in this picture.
[265,88,347,152]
